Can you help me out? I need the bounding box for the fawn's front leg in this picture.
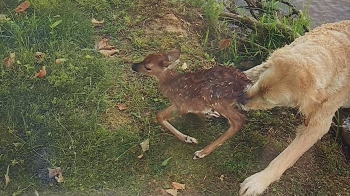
[194,104,245,159]
[156,105,198,144]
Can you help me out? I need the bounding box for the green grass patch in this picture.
[0,0,349,195]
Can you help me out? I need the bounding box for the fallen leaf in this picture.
[165,189,177,196]
[219,38,232,50]
[140,138,150,152]
[172,182,185,190]
[96,38,119,57]
[55,173,64,183]
[99,49,119,57]
[3,53,15,69]
[14,1,30,14]
[181,62,188,70]
[92,18,105,27]
[137,154,144,159]
[97,38,116,50]
[220,174,225,181]
[161,157,172,166]
[35,66,46,78]
[35,52,45,63]
[55,58,67,64]
[48,167,58,178]
[117,103,127,111]
[48,167,64,183]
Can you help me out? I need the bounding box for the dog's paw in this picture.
[193,150,207,159]
[185,136,198,144]
[239,171,270,196]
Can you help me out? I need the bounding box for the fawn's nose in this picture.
[131,63,139,72]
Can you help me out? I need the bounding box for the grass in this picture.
[0,0,349,195]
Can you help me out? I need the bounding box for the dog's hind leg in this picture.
[239,103,339,196]
[194,103,246,159]
[157,105,198,144]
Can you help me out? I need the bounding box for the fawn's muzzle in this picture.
[131,63,140,72]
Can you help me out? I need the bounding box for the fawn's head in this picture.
[132,49,181,77]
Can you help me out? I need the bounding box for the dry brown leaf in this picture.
[165,189,177,196]
[35,66,46,78]
[137,154,144,159]
[56,173,65,183]
[99,45,117,50]
[35,52,45,63]
[140,138,150,152]
[117,103,127,111]
[92,18,105,27]
[219,38,232,50]
[96,38,119,57]
[99,49,119,57]
[3,53,15,69]
[55,58,67,64]
[14,1,30,14]
[48,167,59,178]
[97,38,116,50]
[97,38,109,49]
[48,167,64,183]
[172,182,185,190]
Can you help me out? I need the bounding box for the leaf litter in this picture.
[165,182,186,196]
[14,1,30,14]
[96,38,119,57]
[138,138,150,159]
[48,167,64,183]
[35,66,47,78]
[3,53,15,69]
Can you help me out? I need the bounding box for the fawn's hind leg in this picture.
[194,104,245,159]
[157,105,198,144]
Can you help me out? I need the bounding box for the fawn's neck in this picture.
[157,69,179,96]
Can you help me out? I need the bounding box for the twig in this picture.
[220,11,264,32]
[244,0,259,19]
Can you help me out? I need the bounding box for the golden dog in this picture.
[240,20,350,195]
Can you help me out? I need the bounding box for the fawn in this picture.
[132,49,252,159]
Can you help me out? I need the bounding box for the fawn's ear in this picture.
[163,49,181,69]
[167,49,180,61]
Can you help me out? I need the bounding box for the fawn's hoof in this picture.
[205,109,220,118]
[185,136,198,144]
[193,150,207,159]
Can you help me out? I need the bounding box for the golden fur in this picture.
[240,20,350,195]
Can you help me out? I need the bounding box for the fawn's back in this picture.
[160,66,251,111]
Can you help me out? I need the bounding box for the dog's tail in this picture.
[243,61,270,82]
